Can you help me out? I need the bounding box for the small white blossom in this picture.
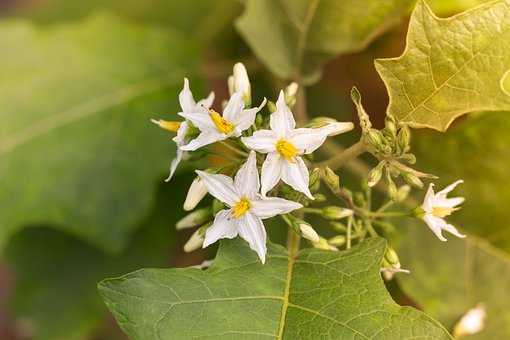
[183,176,208,211]
[420,180,466,241]
[242,91,353,199]
[453,304,486,337]
[299,223,320,243]
[179,92,266,151]
[228,62,251,105]
[196,151,302,263]
[152,78,214,181]
[183,229,204,253]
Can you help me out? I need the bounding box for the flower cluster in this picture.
[152,62,467,269]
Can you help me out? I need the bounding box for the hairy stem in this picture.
[318,140,368,170]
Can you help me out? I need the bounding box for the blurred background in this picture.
[0,0,508,339]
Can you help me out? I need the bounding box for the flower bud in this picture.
[367,162,384,187]
[299,223,320,243]
[386,174,397,200]
[312,237,338,251]
[230,62,251,106]
[183,229,204,253]
[365,129,384,149]
[255,113,263,128]
[183,177,208,211]
[309,168,321,192]
[212,199,224,214]
[313,193,327,202]
[384,246,401,268]
[328,235,346,247]
[453,304,486,338]
[176,208,211,230]
[322,167,340,193]
[402,172,423,188]
[284,82,299,107]
[330,222,346,232]
[399,153,416,164]
[267,100,277,113]
[322,206,353,220]
[397,125,411,152]
[384,116,397,136]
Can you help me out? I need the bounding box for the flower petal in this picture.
[238,213,267,263]
[165,148,183,182]
[442,223,466,239]
[437,180,464,198]
[250,197,302,219]
[203,209,238,248]
[281,156,314,199]
[422,183,436,212]
[270,90,295,136]
[423,214,448,241]
[234,151,260,197]
[180,131,225,151]
[288,128,328,154]
[241,129,277,153]
[179,78,197,112]
[233,98,267,133]
[318,122,354,136]
[197,92,215,109]
[223,92,244,122]
[178,111,215,131]
[196,171,239,206]
[436,196,465,208]
[260,152,283,196]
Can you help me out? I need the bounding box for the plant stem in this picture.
[218,140,248,158]
[346,217,352,249]
[287,225,301,257]
[366,211,409,218]
[317,140,368,170]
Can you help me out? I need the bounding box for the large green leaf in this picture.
[0,13,200,253]
[396,221,510,339]
[99,238,451,339]
[411,111,510,252]
[5,175,193,340]
[236,0,412,84]
[375,0,510,131]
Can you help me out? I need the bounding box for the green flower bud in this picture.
[212,199,224,214]
[176,208,211,230]
[384,246,401,268]
[397,125,411,152]
[328,235,346,247]
[330,222,347,232]
[395,185,411,202]
[183,229,204,253]
[267,100,277,113]
[402,172,424,188]
[255,113,263,128]
[309,168,321,192]
[367,161,384,187]
[365,129,384,149]
[322,206,354,220]
[322,166,340,193]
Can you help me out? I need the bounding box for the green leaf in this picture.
[0,13,200,253]
[412,111,510,253]
[396,220,510,339]
[5,176,192,340]
[99,238,451,339]
[375,0,510,131]
[236,0,412,84]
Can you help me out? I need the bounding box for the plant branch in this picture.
[317,140,368,170]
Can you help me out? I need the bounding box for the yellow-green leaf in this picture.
[376,0,510,131]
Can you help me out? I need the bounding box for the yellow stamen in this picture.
[276,139,298,161]
[432,207,457,218]
[232,197,250,218]
[151,119,181,132]
[210,109,234,134]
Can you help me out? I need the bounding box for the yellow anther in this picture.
[432,207,457,218]
[232,198,250,218]
[276,139,298,161]
[210,109,234,134]
[151,119,181,132]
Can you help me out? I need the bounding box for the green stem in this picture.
[366,211,409,218]
[376,200,395,213]
[317,140,368,170]
[346,216,353,249]
[302,207,322,214]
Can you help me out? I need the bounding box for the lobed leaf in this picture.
[99,238,451,339]
[376,0,510,131]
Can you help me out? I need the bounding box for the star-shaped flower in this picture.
[196,151,302,263]
[179,92,266,151]
[241,91,353,199]
[151,78,214,181]
[420,180,466,241]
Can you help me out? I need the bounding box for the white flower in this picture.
[196,151,302,263]
[151,78,214,181]
[179,92,266,151]
[228,62,251,105]
[420,180,466,241]
[241,91,353,199]
[453,304,486,337]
